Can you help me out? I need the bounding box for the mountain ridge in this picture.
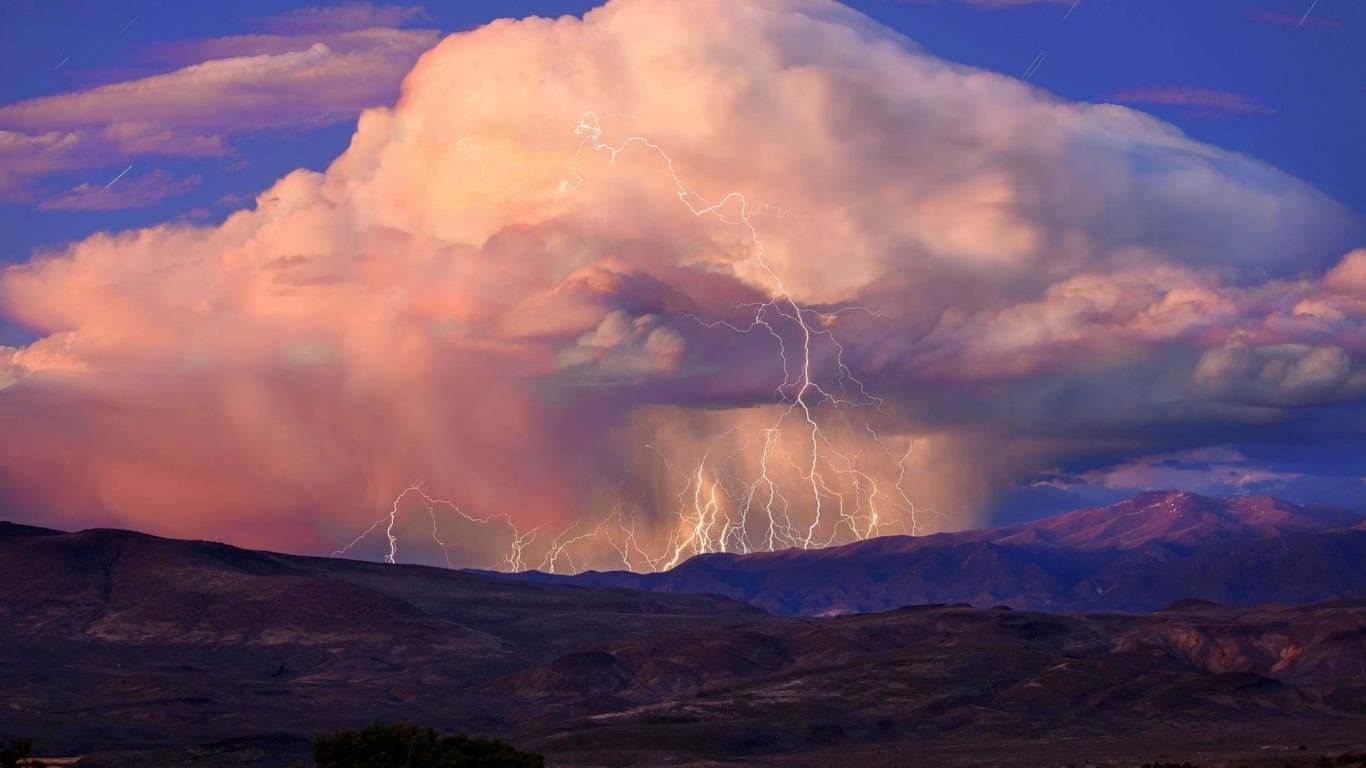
[2,498,1365,767]
[481,490,1366,616]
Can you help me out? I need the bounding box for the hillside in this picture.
[0,515,1364,766]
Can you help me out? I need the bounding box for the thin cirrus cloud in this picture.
[0,39,436,134]
[883,0,1071,7]
[0,3,439,206]
[0,0,1361,563]
[1109,86,1275,117]
[960,0,1070,6]
[39,169,202,211]
[244,3,430,34]
[1244,9,1340,27]
[141,27,439,68]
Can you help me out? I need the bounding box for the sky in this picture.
[0,0,1362,570]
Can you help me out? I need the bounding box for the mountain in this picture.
[0,525,763,764]
[1,521,1364,767]
[489,490,1366,615]
[0,520,64,539]
[985,490,1362,549]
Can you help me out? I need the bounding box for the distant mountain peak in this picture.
[992,490,1360,551]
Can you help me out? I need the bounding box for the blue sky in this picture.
[0,1,1361,560]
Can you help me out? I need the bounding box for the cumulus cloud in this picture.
[1193,342,1364,406]
[1324,248,1366,295]
[559,310,687,381]
[0,0,1361,566]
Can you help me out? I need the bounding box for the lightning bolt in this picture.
[334,107,928,573]
[333,482,537,571]
[568,110,910,549]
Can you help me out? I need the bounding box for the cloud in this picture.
[1245,9,1340,28]
[1110,86,1274,117]
[17,39,433,130]
[1324,248,1366,295]
[1193,342,1365,406]
[142,28,438,69]
[0,129,137,202]
[1040,446,1304,495]
[246,3,429,34]
[38,169,201,211]
[882,0,1071,7]
[0,38,437,136]
[558,310,687,381]
[0,11,438,204]
[0,0,1361,567]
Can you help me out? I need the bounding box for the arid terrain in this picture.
[2,492,1364,767]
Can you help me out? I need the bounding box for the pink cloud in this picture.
[0,41,433,135]
[246,4,429,34]
[1324,249,1366,295]
[0,0,1360,567]
[1245,9,1340,28]
[0,130,95,202]
[39,169,201,211]
[1110,86,1274,117]
[884,0,1071,7]
[143,28,437,67]
[906,246,1366,392]
[0,16,437,203]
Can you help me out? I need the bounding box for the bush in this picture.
[1,738,45,768]
[314,722,542,768]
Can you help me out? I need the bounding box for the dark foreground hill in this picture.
[1,517,1365,766]
[490,490,1366,615]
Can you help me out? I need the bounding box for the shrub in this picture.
[1,738,45,768]
[314,722,542,768]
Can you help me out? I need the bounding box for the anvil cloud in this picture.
[1,0,1361,564]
